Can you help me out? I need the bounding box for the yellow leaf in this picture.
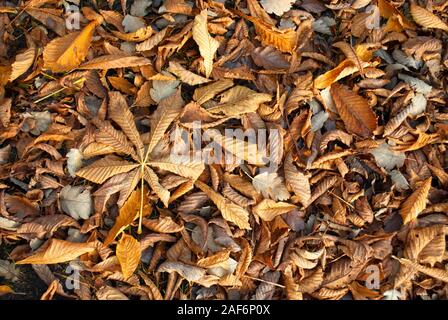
[410,3,448,32]
[116,234,141,279]
[43,20,100,72]
[104,187,151,245]
[253,199,297,221]
[400,177,432,224]
[0,285,14,296]
[192,9,220,78]
[16,239,96,264]
[195,180,251,230]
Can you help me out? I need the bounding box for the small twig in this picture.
[33,77,85,103]
[243,275,285,289]
[328,190,355,209]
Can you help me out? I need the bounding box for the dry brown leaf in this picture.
[143,216,183,233]
[253,199,297,222]
[410,3,448,32]
[236,11,297,53]
[9,47,36,81]
[192,10,220,78]
[207,86,272,117]
[330,83,378,137]
[79,55,152,70]
[167,61,210,86]
[284,152,311,207]
[397,258,448,283]
[76,156,139,184]
[197,249,231,268]
[400,177,432,224]
[195,180,251,230]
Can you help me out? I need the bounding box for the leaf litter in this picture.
[0,0,447,301]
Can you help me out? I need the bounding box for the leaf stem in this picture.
[137,164,145,234]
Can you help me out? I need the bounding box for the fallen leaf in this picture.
[116,233,141,279]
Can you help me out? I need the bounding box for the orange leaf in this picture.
[330,83,378,137]
[116,234,141,279]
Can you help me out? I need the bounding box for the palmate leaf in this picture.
[76,155,139,184]
[83,142,117,159]
[108,91,145,159]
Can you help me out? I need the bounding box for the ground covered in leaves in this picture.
[0,0,448,300]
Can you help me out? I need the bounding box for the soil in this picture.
[0,243,47,300]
